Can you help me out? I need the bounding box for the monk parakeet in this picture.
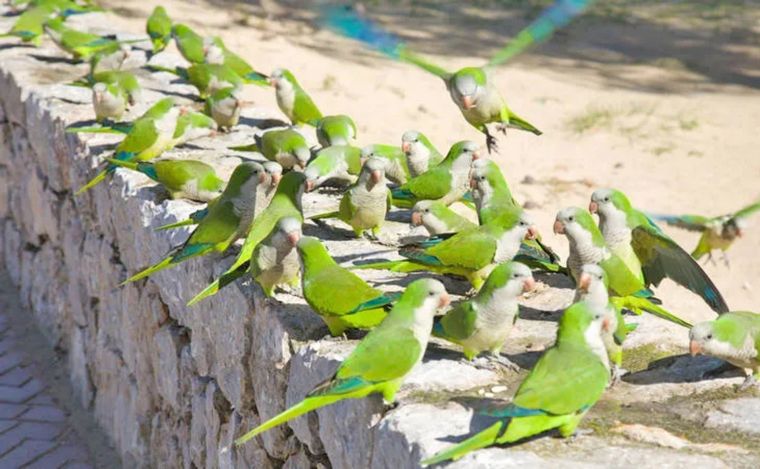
[187,171,305,305]
[303,145,362,192]
[269,68,323,126]
[391,140,479,208]
[401,130,443,178]
[230,128,311,171]
[469,158,518,224]
[310,157,391,238]
[316,114,357,147]
[204,87,242,131]
[652,201,760,266]
[690,311,760,390]
[251,217,302,297]
[297,236,401,336]
[234,277,450,447]
[422,294,610,466]
[361,144,409,185]
[433,261,534,367]
[355,208,537,290]
[68,94,172,135]
[202,36,268,83]
[146,6,171,56]
[171,23,205,63]
[553,207,693,328]
[590,188,728,314]
[1,0,99,46]
[104,158,224,202]
[411,200,476,236]
[171,109,217,145]
[121,162,269,284]
[43,17,139,63]
[92,82,127,122]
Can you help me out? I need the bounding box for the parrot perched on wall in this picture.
[104,158,224,202]
[251,217,303,297]
[230,128,311,171]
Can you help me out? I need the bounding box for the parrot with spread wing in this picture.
[433,261,534,369]
[401,130,443,177]
[121,162,269,285]
[251,217,302,297]
[43,17,141,63]
[146,6,171,56]
[269,68,323,126]
[303,145,362,192]
[233,277,450,447]
[690,311,760,391]
[411,200,477,236]
[230,128,311,171]
[590,188,728,314]
[554,207,693,328]
[316,114,357,147]
[104,158,224,202]
[422,289,610,466]
[651,201,760,267]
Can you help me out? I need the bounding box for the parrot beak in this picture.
[370,170,383,185]
[268,77,278,87]
[401,142,411,154]
[471,150,482,160]
[411,211,423,227]
[179,106,190,116]
[736,228,744,238]
[602,316,612,333]
[271,173,282,186]
[525,225,538,240]
[589,201,598,214]
[553,220,565,235]
[461,95,475,110]
[578,273,591,293]
[258,172,268,184]
[438,293,451,309]
[469,177,478,190]
[304,179,315,193]
[523,277,536,293]
[209,129,219,138]
[689,340,702,356]
[287,231,301,247]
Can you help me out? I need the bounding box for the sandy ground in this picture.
[98,0,760,326]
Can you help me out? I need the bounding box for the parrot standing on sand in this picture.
[391,140,479,208]
[469,158,518,224]
[410,200,476,236]
[146,6,171,56]
[422,292,611,466]
[303,145,362,192]
[251,217,302,297]
[269,68,323,126]
[121,162,270,284]
[361,144,409,185]
[401,130,443,177]
[553,207,693,328]
[233,277,450,447]
[316,114,357,147]
[205,86,243,131]
[230,128,311,171]
[589,188,728,314]
[652,201,760,266]
[297,236,401,336]
[690,311,760,391]
[104,158,224,202]
[310,157,391,238]
[433,261,534,368]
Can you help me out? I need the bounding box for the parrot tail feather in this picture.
[506,114,542,136]
[351,259,424,273]
[243,72,269,86]
[120,256,175,286]
[75,169,108,195]
[308,210,339,221]
[350,292,401,313]
[421,421,503,467]
[187,261,250,306]
[613,296,692,329]
[154,218,197,232]
[66,124,124,134]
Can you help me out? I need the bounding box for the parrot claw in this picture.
[384,401,400,411]
[568,428,594,440]
[484,130,498,154]
[722,252,731,269]
[738,374,757,392]
[610,366,629,386]
[496,123,509,135]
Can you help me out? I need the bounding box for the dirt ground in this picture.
[100,0,760,325]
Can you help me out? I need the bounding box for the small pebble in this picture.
[491,385,507,393]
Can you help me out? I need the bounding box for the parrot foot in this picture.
[738,374,757,392]
[610,366,629,386]
[567,428,594,440]
[484,129,499,154]
[384,401,400,411]
[468,355,520,372]
[495,123,509,135]
[722,252,731,269]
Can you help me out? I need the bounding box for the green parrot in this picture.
[269,68,323,126]
[146,6,171,56]
[433,261,534,368]
[43,17,139,63]
[316,114,357,147]
[391,140,479,209]
[401,130,443,177]
[187,171,306,305]
[121,162,270,285]
[310,157,391,238]
[410,200,476,236]
[553,207,694,328]
[575,263,633,384]
[230,128,311,171]
[303,145,362,192]
[171,109,217,146]
[202,36,269,83]
[590,188,728,314]
[1,0,99,46]
[422,298,610,466]
[149,62,264,99]
[204,86,242,131]
[233,277,450,447]
[297,236,401,336]
[171,23,205,63]
[91,82,127,123]
[251,216,302,297]
[68,94,173,135]
[690,311,760,391]
[355,208,537,290]
[104,158,224,202]
[361,144,409,185]
[76,101,180,194]
[652,201,760,266]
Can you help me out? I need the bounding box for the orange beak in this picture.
[287,231,301,247]
[553,220,565,235]
[411,211,423,226]
[438,293,451,309]
[179,106,190,116]
[271,173,282,186]
[578,273,591,293]
[371,170,383,184]
[736,229,744,238]
[589,201,598,214]
[689,340,702,356]
[471,150,482,160]
[304,179,315,193]
[469,177,478,190]
[525,225,538,240]
[268,77,278,87]
[523,277,536,293]
[401,142,411,153]
[461,95,475,109]
[602,317,612,332]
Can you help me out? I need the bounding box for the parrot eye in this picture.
[604,197,610,202]
[428,291,436,297]
[594,314,602,320]
[706,334,713,340]
[568,216,575,222]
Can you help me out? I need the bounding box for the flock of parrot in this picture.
[3,0,760,465]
